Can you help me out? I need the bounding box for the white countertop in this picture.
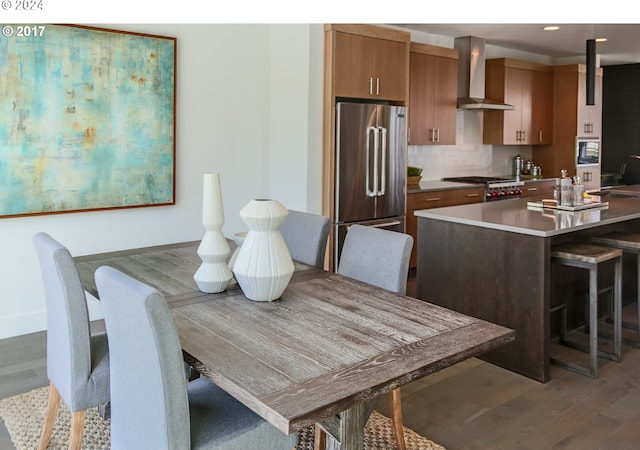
[414,195,640,237]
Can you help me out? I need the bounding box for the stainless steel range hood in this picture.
[455,36,514,111]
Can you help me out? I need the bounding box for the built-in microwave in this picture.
[576,137,600,166]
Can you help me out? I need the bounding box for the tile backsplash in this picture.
[408,110,535,180]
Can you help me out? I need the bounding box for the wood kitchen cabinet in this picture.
[576,166,601,191]
[406,187,483,268]
[483,58,553,145]
[532,64,603,187]
[333,30,408,102]
[408,43,458,145]
[532,69,554,145]
[521,179,557,198]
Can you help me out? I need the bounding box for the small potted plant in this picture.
[407,166,423,186]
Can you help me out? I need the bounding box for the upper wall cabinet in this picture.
[532,64,603,185]
[575,67,603,137]
[331,26,409,102]
[483,58,553,145]
[408,43,458,145]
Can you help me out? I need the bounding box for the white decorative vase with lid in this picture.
[232,199,294,302]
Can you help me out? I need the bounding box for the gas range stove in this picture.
[442,176,525,201]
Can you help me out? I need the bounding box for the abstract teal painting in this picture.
[0,25,176,218]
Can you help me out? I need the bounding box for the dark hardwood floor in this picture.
[3,282,640,449]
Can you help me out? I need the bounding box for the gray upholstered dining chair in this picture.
[338,224,413,295]
[280,209,331,268]
[315,224,413,450]
[94,265,298,450]
[33,232,110,450]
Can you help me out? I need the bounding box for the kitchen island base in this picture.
[417,217,550,381]
[416,209,640,383]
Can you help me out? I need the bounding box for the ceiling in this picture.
[395,24,640,66]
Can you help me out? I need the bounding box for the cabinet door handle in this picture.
[369,77,373,95]
[527,187,538,192]
[436,128,440,142]
[376,77,380,96]
[539,130,543,143]
[466,193,480,197]
[425,197,441,202]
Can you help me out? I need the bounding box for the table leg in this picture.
[321,398,377,450]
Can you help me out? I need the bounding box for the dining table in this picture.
[74,240,514,450]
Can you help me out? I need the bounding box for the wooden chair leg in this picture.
[313,423,326,450]
[38,381,61,450]
[68,410,85,450]
[390,388,406,450]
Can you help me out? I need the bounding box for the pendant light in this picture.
[586,38,596,105]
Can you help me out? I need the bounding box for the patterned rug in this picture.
[0,387,445,450]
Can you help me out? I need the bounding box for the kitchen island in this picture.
[415,195,640,382]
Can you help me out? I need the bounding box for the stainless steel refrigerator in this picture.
[334,102,407,266]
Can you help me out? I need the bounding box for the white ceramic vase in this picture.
[232,199,294,301]
[193,173,233,293]
[227,231,247,271]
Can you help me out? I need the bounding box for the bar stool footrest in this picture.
[558,338,622,363]
[550,356,597,379]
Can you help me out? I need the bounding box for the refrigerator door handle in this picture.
[365,126,377,197]
[372,126,380,197]
[378,127,387,196]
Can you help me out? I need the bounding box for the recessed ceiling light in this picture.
[543,26,560,31]
[596,37,608,43]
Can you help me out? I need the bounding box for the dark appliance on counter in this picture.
[442,176,524,201]
[334,102,407,267]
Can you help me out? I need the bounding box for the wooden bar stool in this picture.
[592,231,640,346]
[550,242,622,378]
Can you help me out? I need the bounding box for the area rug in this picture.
[0,387,445,450]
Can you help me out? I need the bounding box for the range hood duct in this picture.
[454,36,514,111]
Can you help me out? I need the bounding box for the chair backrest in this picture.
[279,209,331,268]
[337,224,413,295]
[621,155,640,185]
[95,266,190,450]
[33,232,92,408]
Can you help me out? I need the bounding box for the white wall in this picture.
[0,24,324,339]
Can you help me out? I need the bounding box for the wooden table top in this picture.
[75,241,514,438]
